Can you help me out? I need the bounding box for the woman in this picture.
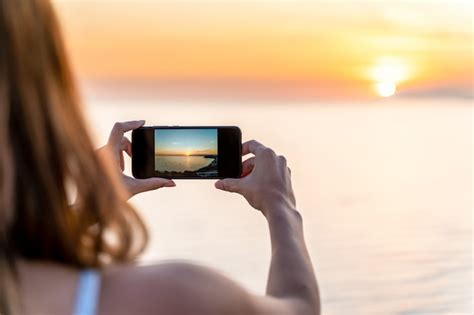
[0,0,320,314]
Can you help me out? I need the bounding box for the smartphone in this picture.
[132,126,242,179]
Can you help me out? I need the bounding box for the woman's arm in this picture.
[265,204,320,314]
[215,140,320,315]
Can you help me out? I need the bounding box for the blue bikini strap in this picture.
[72,269,101,315]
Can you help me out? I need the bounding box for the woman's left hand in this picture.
[98,120,176,198]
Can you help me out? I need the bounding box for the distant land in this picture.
[80,79,473,102]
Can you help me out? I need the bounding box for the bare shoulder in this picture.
[99,261,268,315]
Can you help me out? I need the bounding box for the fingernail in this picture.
[165,181,176,187]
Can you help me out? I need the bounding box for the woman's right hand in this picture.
[215,140,296,216]
[97,120,176,199]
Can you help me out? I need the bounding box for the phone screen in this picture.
[154,128,218,177]
[132,126,241,179]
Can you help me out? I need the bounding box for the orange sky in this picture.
[54,0,473,99]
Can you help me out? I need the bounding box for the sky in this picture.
[53,0,473,100]
[155,129,218,156]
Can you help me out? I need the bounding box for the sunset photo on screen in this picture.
[154,129,218,177]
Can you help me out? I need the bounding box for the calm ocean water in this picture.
[155,156,214,172]
[84,98,472,315]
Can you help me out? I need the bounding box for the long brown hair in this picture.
[0,0,148,272]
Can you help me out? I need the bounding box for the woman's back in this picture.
[18,260,261,315]
[18,261,78,315]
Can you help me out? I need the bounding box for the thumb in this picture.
[215,178,241,193]
[129,177,176,195]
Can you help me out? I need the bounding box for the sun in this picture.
[375,81,396,97]
[369,57,409,98]
[185,152,191,156]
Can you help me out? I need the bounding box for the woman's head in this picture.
[0,0,148,267]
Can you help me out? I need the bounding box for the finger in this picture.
[242,140,267,156]
[215,178,241,193]
[241,157,255,177]
[121,137,132,157]
[120,151,125,171]
[129,177,176,195]
[108,120,145,146]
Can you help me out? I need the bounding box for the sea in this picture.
[155,156,214,173]
[84,98,472,315]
